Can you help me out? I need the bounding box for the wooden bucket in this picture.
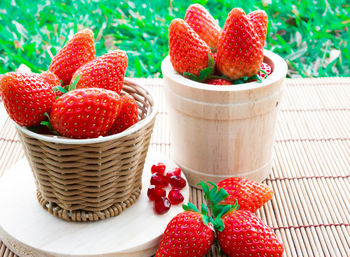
[161,50,288,187]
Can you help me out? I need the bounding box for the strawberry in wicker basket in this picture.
[0,29,157,222]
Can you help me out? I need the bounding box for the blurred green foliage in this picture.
[0,0,349,77]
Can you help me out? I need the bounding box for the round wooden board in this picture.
[0,151,190,257]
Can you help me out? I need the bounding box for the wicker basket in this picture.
[15,79,157,222]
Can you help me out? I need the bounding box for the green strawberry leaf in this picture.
[183,72,199,81]
[201,203,209,216]
[183,53,214,82]
[40,120,53,131]
[54,85,68,94]
[207,52,214,69]
[182,202,200,212]
[43,112,51,122]
[198,181,210,201]
[68,74,81,91]
[198,67,213,82]
[39,113,59,135]
[251,74,262,83]
[207,181,229,205]
[213,216,225,232]
[202,214,211,226]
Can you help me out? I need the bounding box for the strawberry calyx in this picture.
[198,181,239,232]
[183,53,214,82]
[67,74,81,92]
[53,85,68,96]
[39,112,59,135]
[183,202,215,231]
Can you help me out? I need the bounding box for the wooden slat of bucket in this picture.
[0,78,350,257]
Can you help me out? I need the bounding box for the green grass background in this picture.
[0,0,349,78]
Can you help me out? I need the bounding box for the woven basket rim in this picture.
[15,79,157,145]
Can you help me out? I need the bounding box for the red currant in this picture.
[166,167,181,179]
[154,197,171,215]
[168,189,184,205]
[147,185,166,201]
[151,162,166,175]
[150,173,169,188]
[169,175,186,189]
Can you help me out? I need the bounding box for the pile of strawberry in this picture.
[169,4,273,85]
[148,163,187,215]
[0,29,139,139]
[156,178,284,257]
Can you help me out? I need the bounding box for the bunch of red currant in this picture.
[147,163,187,215]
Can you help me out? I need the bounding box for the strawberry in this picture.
[247,10,268,49]
[0,72,55,126]
[50,88,121,139]
[169,18,214,80]
[40,71,64,97]
[184,4,221,52]
[217,209,284,257]
[216,8,264,80]
[218,177,273,212]
[156,209,214,257]
[205,78,232,85]
[49,29,95,85]
[108,94,138,134]
[259,62,272,79]
[72,50,128,94]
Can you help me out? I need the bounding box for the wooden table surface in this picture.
[0,77,350,257]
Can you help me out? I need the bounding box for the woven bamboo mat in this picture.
[0,77,349,257]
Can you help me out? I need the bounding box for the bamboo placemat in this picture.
[0,77,349,257]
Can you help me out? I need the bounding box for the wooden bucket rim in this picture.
[161,49,288,92]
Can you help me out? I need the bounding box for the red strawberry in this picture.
[218,177,273,213]
[247,10,268,49]
[156,211,214,257]
[169,18,214,78]
[0,72,55,126]
[72,50,128,94]
[205,78,232,85]
[184,4,221,51]
[49,29,95,85]
[217,210,284,257]
[212,52,217,63]
[108,94,138,134]
[216,8,263,80]
[259,62,272,79]
[40,71,64,97]
[50,88,121,139]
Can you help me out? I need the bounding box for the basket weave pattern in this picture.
[16,80,156,222]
